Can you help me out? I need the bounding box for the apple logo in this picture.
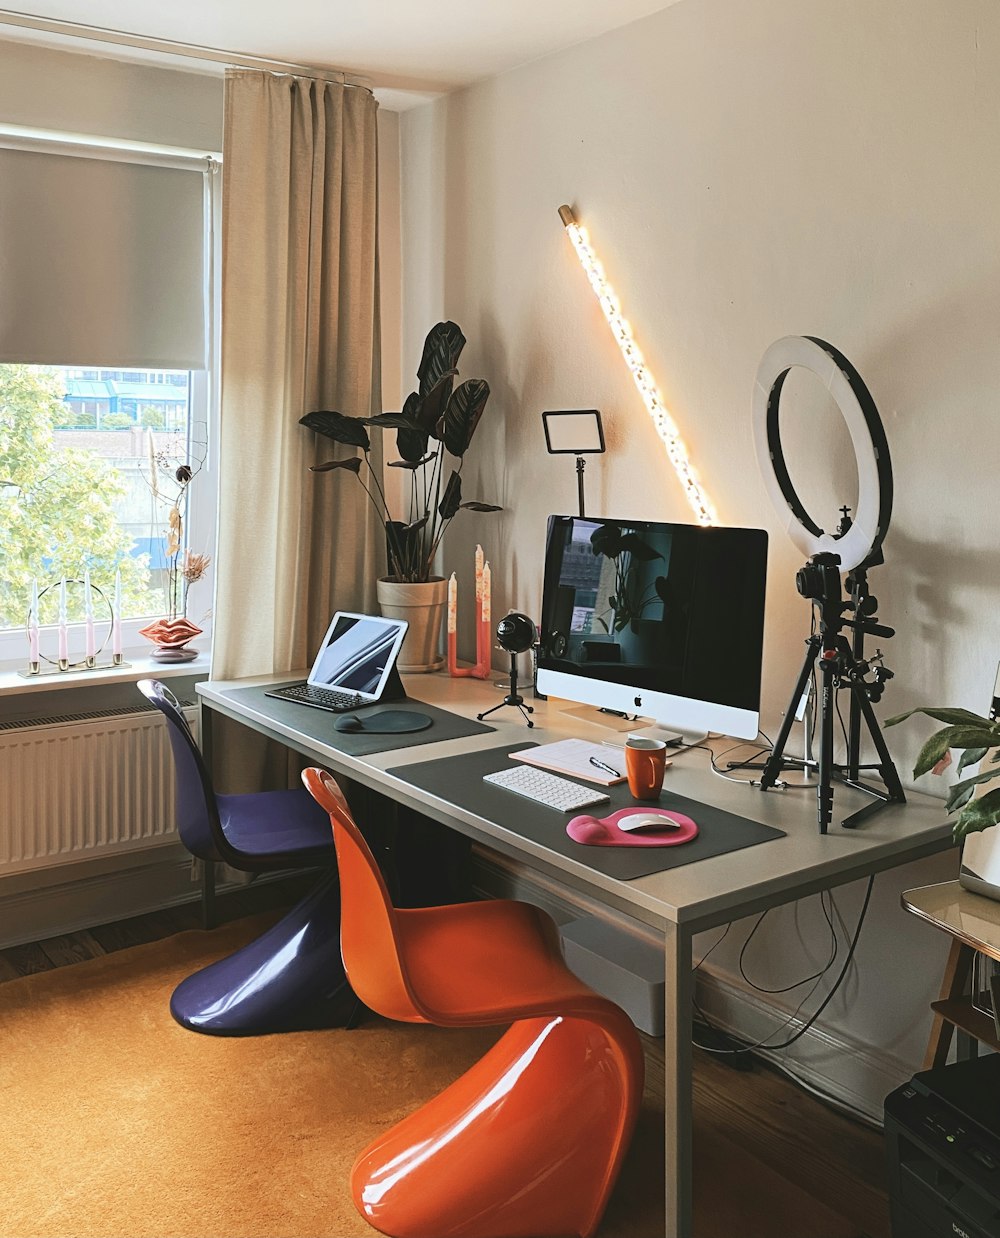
[634,695,642,707]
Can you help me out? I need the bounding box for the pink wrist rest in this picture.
[567,806,698,848]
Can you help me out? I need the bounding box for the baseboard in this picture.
[471,845,905,1123]
[0,846,249,949]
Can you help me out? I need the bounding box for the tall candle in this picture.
[112,568,122,658]
[447,572,458,675]
[83,569,96,660]
[28,578,39,665]
[481,561,491,675]
[58,577,69,663]
[474,545,484,670]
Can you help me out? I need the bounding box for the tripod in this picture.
[477,647,535,727]
[758,557,904,833]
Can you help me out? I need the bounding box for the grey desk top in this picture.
[198,671,954,933]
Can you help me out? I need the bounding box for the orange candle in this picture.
[480,561,491,675]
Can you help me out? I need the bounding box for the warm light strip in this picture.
[558,205,718,526]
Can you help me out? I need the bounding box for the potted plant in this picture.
[300,321,499,671]
[886,706,1000,840]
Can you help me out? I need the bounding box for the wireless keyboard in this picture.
[483,765,611,812]
[264,683,366,713]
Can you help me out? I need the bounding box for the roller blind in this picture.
[0,146,207,368]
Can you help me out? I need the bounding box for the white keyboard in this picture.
[483,765,611,812]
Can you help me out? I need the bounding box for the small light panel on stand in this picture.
[542,409,605,518]
[557,204,718,527]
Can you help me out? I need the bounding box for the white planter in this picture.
[376,576,447,673]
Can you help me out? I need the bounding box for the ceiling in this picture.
[0,1,684,109]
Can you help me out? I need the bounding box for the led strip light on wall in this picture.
[557,204,718,527]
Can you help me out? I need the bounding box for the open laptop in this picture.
[265,612,408,714]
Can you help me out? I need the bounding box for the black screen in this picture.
[538,516,768,712]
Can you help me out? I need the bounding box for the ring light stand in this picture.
[477,613,536,728]
[749,336,904,833]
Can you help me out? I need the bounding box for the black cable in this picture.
[737,890,838,995]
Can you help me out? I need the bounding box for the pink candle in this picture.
[447,573,458,674]
[28,578,39,665]
[58,577,69,663]
[84,569,96,660]
[474,545,484,671]
[112,569,122,658]
[480,562,491,675]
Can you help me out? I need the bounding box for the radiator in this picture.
[0,701,195,875]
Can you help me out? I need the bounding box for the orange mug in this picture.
[625,737,669,800]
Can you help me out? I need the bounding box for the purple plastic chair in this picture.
[139,679,356,1035]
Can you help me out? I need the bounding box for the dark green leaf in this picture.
[440,378,490,456]
[958,747,991,774]
[310,456,362,474]
[402,515,429,534]
[416,371,457,437]
[913,726,1000,778]
[459,501,503,512]
[619,532,662,561]
[300,410,370,450]
[417,321,466,395]
[953,788,1000,842]
[367,413,422,429]
[395,392,429,462]
[388,455,435,470]
[654,576,670,602]
[885,706,996,729]
[438,471,462,520]
[946,767,1000,812]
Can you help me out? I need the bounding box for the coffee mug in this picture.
[625,736,669,800]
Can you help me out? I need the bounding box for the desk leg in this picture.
[198,701,217,931]
[664,920,694,1238]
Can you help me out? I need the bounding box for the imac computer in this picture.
[535,515,768,741]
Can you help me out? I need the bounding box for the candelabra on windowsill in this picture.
[21,571,129,679]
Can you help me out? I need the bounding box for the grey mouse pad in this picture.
[386,742,785,880]
[226,684,494,756]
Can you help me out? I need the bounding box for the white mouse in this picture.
[617,812,679,832]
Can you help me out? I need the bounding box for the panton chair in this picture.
[303,765,644,1238]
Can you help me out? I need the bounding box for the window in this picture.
[0,134,218,669]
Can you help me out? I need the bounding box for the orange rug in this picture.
[0,917,665,1238]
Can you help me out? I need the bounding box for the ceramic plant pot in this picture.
[376,577,447,673]
[138,616,202,663]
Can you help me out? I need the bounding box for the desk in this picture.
[198,671,954,1238]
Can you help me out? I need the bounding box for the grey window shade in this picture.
[0,147,207,368]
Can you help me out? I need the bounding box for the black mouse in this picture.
[335,714,364,733]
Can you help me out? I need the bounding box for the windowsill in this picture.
[0,651,211,697]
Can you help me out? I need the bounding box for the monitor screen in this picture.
[535,516,768,739]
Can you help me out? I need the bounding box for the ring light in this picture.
[751,335,893,572]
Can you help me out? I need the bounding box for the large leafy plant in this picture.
[886,707,1000,840]
[300,322,499,583]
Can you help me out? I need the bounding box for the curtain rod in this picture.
[0,8,372,89]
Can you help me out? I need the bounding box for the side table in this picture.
[902,880,1000,1068]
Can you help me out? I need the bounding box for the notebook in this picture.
[265,612,408,714]
[510,738,629,785]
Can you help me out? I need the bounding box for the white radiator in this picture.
[0,701,196,875]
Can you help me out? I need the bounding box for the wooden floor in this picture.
[1,881,890,1238]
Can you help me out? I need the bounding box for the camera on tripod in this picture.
[795,551,842,603]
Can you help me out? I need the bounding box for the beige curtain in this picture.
[212,69,382,791]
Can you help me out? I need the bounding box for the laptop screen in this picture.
[307,613,408,698]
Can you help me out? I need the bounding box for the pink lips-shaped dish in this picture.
[567,807,698,848]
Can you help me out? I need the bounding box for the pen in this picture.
[589,756,620,778]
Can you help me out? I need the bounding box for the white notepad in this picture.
[510,738,627,785]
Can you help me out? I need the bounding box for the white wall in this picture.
[399,0,999,1092]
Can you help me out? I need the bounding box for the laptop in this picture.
[265,612,408,714]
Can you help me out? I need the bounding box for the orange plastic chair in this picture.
[303,767,644,1238]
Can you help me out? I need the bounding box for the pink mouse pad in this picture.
[567,807,699,848]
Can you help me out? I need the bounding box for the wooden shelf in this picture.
[930,998,1000,1052]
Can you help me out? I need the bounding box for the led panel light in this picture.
[557,204,718,527]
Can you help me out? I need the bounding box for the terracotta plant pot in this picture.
[376,577,447,673]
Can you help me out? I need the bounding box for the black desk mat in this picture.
[226,683,495,757]
[387,742,785,880]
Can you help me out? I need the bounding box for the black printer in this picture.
[885,1054,1000,1238]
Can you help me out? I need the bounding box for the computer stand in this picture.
[477,650,534,728]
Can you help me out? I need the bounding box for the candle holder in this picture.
[20,578,130,678]
[447,560,492,679]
